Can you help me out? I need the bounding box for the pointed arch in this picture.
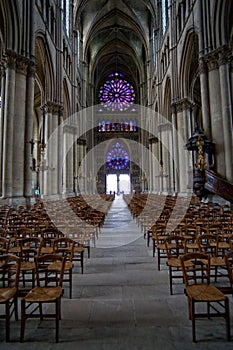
[63,78,71,120]
[0,0,20,52]
[179,29,199,100]
[163,77,171,122]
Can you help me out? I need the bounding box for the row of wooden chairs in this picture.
[0,235,84,298]
[164,233,232,295]
[0,253,66,342]
[151,225,233,271]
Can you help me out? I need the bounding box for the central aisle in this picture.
[3,195,232,349]
[95,194,142,248]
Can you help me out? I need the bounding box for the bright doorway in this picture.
[106,174,117,194]
[106,174,131,194]
[119,174,131,194]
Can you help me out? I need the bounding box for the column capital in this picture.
[16,56,29,75]
[172,98,195,113]
[27,60,36,78]
[218,46,231,66]
[46,101,64,114]
[4,50,17,70]
[206,54,219,71]
[199,58,207,74]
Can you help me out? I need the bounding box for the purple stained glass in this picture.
[106,142,130,170]
[99,73,135,111]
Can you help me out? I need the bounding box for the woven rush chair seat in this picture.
[185,283,228,301]
[23,285,62,302]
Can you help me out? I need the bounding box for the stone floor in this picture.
[1,195,233,349]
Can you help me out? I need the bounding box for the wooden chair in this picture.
[165,235,185,295]
[197,234,227,283]
[180,252,231,342]
[53,237,75,299]
[20,254,65,343]
[0,254,21,341]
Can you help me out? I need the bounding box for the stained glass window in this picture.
[98,120,137,132]
[106,142,130,170]
[99,73,135,111]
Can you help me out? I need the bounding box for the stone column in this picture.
[171,105,179,193]
[24,61,35,200]
[161,124,170,194]
[0,65,6,196]
[45,102,59,196]
[148,140,153,192]
[57,105,63,196]
[176,101,189,195]
[12,56,29,198]
[2,52,16,198]
[207,55,225,177]
[218,49,233,182]
[199,59,211,139]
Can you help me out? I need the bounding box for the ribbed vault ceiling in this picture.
[74,0,156,101]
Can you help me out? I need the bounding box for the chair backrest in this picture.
[180,252,210,287]
[0,254,21,289]
[197,233,218,256]
[165,235,185,259]
[53,237,75,261]
[20,237,42,261]
[35,254,65,288]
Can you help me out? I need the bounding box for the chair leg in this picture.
[153,239,156,257]
[81,252,84,274]
[147,232,150,247]
[169,266,173,295]
[157,249,160,271]
[191,299,196,343]
[14,295,18,321]
[5,301,10,342]
[56,298,60,342]
[69,270,72,299]
[225,298,231,341]
[20,299,26,342]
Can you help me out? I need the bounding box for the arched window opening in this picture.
[106,142,130,171]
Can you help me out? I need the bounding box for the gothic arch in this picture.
[213,0,233,47]
[0,0,20,52]
[163,78,171,122]
[63,78,71,120]
[179,29,199,100]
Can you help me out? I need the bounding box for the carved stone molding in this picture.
[206,54,219,71]
[16,56,29,75]
[199,59,207,74]
[27,61,36,78]
[218,47,231,66]
[4,50,17,70]
[46,101,64,115]
[172,98,195,113]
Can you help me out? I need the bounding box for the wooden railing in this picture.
[205,170,233,203]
